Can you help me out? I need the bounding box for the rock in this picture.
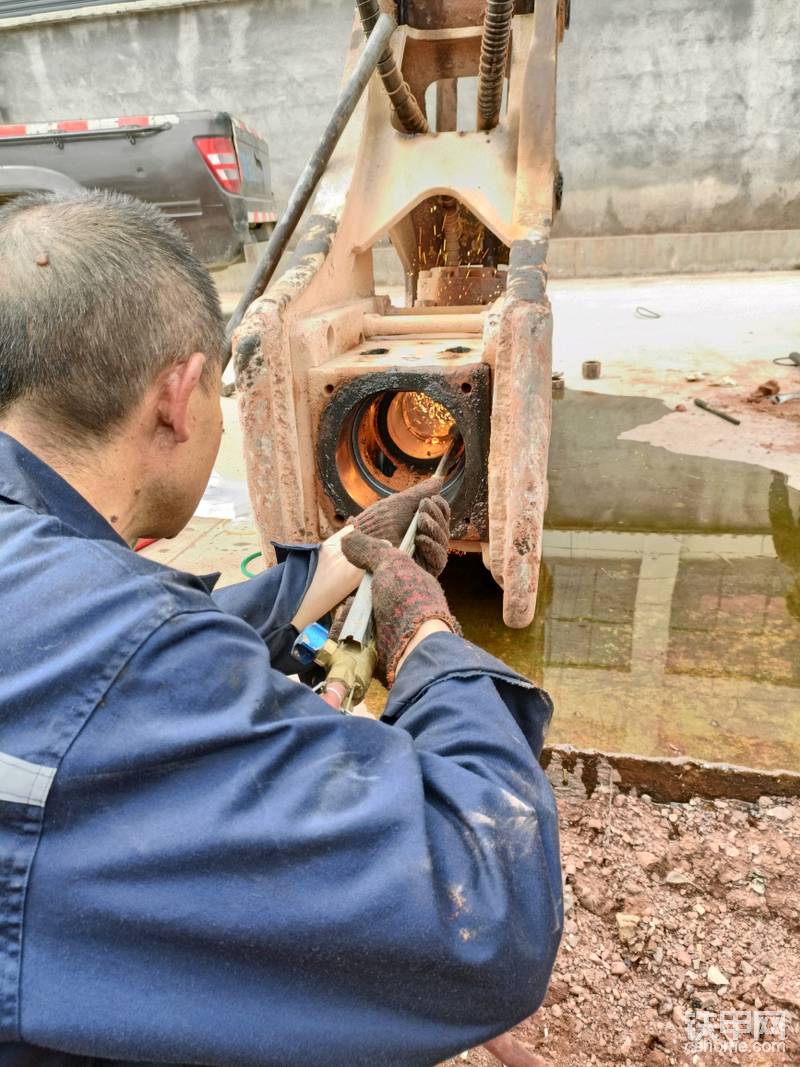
[763,805,792,822]
[644,1050,668,1066]
[717,865,745,885]
[634,850,660,871]
[725,888,768,913]
[616,913,641,945]
[774,837,791,859]
[747,379,780,402]
[575,876,614,917]
[657,999,673,1016]
[707,965,729,987]
[543,978,569,1006]
[671,1004,684,1027]
[664,869,692,886]
[694,991,719,1011]
[762,972,800,1011]
[673,948,692,968]
[622,893,652,916]
[610,960,628,976]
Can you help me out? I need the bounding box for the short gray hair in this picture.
[0,190,224,441]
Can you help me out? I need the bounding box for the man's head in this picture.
[0,190,226,539]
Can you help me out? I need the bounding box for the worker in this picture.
[0,191,562,1067]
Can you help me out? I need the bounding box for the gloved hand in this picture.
[341,530,461,686]
[352,477,451,576]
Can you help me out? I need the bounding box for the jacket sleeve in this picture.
[20,612,562,1067]
[211,542,325,672]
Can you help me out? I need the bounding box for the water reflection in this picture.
[442,394,800,773]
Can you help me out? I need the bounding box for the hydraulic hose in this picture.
[356,0,428,134]
[477,0,514,131]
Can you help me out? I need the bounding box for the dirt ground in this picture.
[444,790,800,1067]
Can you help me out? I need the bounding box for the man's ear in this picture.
[156,353,207,444]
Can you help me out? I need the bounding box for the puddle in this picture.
[441,392,800,773]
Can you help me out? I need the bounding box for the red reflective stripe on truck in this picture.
[0,114,180,139]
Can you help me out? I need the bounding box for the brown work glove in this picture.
[352,477,451,577]
[342,530,461,686]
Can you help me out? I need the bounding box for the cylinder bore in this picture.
[316,367,491,536]
[385,392,456,461]
[346,390,465,502]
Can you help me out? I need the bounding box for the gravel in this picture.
[442,789,800,1066]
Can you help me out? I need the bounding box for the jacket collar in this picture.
[0,431,128,547]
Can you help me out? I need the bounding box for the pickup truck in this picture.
[0,109,276,267]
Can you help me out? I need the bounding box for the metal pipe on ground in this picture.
[356,0,428,134]
[477,0,514,131]
[224,10,397,362]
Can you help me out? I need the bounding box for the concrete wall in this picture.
[555,0,800,237]
[1,0,798,240]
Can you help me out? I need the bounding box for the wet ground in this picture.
[442,390,800,773]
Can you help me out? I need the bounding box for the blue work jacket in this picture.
[0,431,562,1067]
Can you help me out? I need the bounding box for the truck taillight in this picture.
[193,136,242,194]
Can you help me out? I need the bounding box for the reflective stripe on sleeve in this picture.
[0,751,56,807]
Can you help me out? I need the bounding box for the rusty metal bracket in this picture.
[236,0,568,624]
